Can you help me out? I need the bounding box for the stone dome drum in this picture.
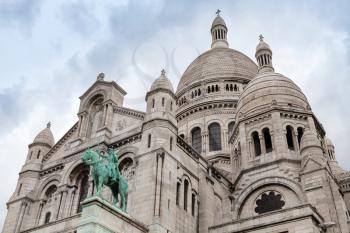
[176,48,258,95]
[237,72,310,118]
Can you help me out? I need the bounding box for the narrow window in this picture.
[37,150,41,159]
[152,99,155,108]
[297,127,304,146]
[29,151,33,160]
[191,92,194,98]
[230,84,233,91]
[215,85,219,92]
[170,101,173,111]
[234,84,238,91]
[148,134,151,148]
[170,137,173,151]
[226,84,229,91]
[44,212,51,224]
[263,128,273,153]
[286,126,295,150]
[228,121,235,135]
[18,183,22,196]
[198,89,201,96]
[211,85,214,93]
[180,134,185,139]
[191,193,195,216]
[252,131,261,156]
[77,175,89,213]
[162,97,165,107]
[207,86,210,93]
[209,123,222,151]
[184,180,189,211]
[176,182,180,205]
[191,127,202,153]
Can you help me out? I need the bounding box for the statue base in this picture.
[77,196,148,233]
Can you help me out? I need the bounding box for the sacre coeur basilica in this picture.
[3,12,350,233]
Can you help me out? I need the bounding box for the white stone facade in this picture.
[3,13,350,233]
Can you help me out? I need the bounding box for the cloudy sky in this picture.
[0,0,350,227]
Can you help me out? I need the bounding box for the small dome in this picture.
[212,15,226,28]
[256,40,271,51]
[150,69,174,92]
[33,122,55,147]
[236,72,309,118]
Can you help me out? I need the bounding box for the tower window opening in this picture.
[286,126,295,150]
[263,128,273,153]
[211,85,215,93]
[209,123,222,151]
[198,89,201,96]
[297,127,304,146]
[234,84,238,91]
[184,180,189,211]
[44,212,51,224]
[228,121,235,135]
[148,134,152,148]
[18,183,22,196]
[176,182,180,205]
[191,193,195,216]
[180,134,185,139]
[37,150,41,159]
[252,131,261,156]
[207,86,211,93]
[152,99,155,108]
[230,84,233,91]
[77,175,89,213]
[191,127,202,153]
[226,84,229,91]
[29,151,33,160]
[162,97,165,107]
[170,137,173,151]
[215,85,219,92]
[170,101,173,111]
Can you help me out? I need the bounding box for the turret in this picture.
[211,10,229,49]
[255,34,274,73]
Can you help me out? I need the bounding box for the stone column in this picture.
[14,202,27,233]
[35,201,44,226]
[68,187,77,216]
[55,191,63,220]
[293,131,300,151]
[260,134,266,154]
[58,189,68,219]
[104,102,113,129]
[78,112,88,138]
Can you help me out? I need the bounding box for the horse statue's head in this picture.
[81,148,98,165]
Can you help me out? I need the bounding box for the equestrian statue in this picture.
[81,147,128,212]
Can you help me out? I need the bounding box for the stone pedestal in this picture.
[77,196,148,233]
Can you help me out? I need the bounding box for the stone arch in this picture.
[232,176,306,219]
[35,174,61,199]
[81,90,107,112]
[62,159,86,186]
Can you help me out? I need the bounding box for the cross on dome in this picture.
[259,34,264,41]
[216,9,221,16]
[161,69,166,76]
[47,122,51,128]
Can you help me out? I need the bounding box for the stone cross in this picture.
[259,34,264,41]
[161,69,166,76]
[216,9,221,16]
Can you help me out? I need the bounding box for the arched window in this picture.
[234,84,238,91]
[252,131,261,156]
[162,97,165,106]
[152,99,155,108]
[37,150,41,159]
[191,127,202,153]
[44,212,51,224]
[176,182,180,205]
[191,193,196,216]
[207,86,211,93]
[225,84,229,91]
[179,134,185,139]
[148,134,151,148]
[263,128,273,153]
[184,180,189,211]
[17,183,22,196]
[77,175,89,213]
[286,126,295,150]
[211,86,215,93]
[209,123,222,151]
[45,185,57,199]
[228,121,235,135]
[29,151,33,160]
[215,85,219,92]
[297,127,304,146]
[170,101,173,111]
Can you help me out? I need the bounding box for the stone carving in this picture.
[81,147,128,212]
[115,119,127,131]
[254,191,285,214]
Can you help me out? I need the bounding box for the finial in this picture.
[216,9,221,16]
[47,122,51,128]
[259,34,264,42]
[161,69,166,76]
[97,72,105,81]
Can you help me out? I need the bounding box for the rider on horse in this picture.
[105,148,119,183]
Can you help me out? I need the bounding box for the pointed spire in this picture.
[211,10,228,49]
[255,34,274,73]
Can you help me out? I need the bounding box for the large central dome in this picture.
[176,47,258,94]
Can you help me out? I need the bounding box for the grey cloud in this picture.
[0,0,43,30]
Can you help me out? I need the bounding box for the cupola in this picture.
[255,35,274,73]
[211,10,229,49]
